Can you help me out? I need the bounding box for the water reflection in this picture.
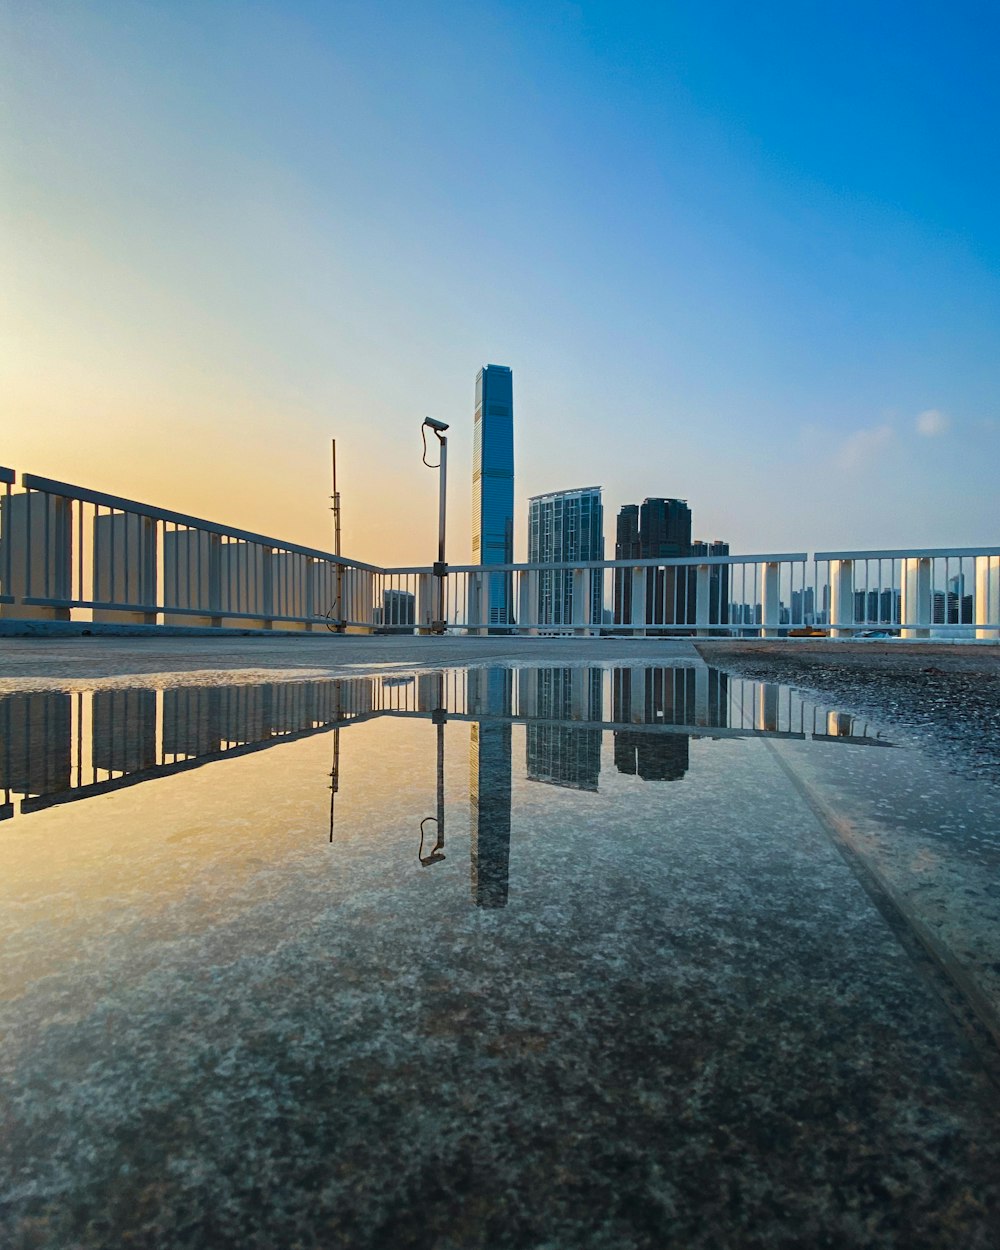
[0,667,888,826]
[469,669,513,907]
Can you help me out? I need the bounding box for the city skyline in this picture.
[4,3,999,567]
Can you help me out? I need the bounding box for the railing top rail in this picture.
[384,553,809,575]
[0,466,15,485]
[816,546,1000,561]
[20,473,384,572]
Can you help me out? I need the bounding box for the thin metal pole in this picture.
[331,439,344,632]
[435,434,448,632]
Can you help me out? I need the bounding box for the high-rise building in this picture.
[613,497,693,629]
[472,364,515,627]
[613,504,640,622]
[528,486,604,627]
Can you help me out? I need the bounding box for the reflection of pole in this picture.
[419,680,447,865]
[331,439,344,633]
[328,726,340,842]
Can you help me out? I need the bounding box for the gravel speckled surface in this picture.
[697,642,1000,785]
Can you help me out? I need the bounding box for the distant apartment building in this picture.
[472,364,515,628]
[376,588,415,629]
[528,486,604,627]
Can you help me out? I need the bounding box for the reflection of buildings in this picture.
[528,487,604,628]
[473,364,515,628]
[611,666,730,782]
[468,668,513,908]
[521,667,602,791]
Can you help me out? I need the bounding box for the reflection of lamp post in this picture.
[419,704,448,866]
[421,417,449,634]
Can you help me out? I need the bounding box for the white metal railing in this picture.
[1,467,997,638]
[0,471,381,631]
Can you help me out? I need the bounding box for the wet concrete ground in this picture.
[2,639,999,1246]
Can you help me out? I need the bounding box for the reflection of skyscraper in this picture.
[472,364,515,628]
[528,487,604,627]
[522,667,602,791]
[468,668,513,908]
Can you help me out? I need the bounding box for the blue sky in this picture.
[4,1,998,564]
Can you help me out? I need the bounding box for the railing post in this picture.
[694,665,710,725]
[829,558,855,638]
[629,666,645,721]
[416,572,436,634]
[901,557,932,638]
[695,564,711,636]
[760,562,780,638]
[976,555,1000,640]
[468,572,488,636]
[629,567,646,636]
[0,491,72,620]
[518,569,539,636]
[756,682,779,732]
[572,567,588,635]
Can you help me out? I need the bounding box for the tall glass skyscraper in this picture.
[472,364,514,627]
[528,486,604,627]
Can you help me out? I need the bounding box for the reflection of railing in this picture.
[0,668,888,821]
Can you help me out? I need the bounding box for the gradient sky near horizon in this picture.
[4,0,999,566]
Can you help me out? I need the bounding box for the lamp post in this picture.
[422,417,449,634]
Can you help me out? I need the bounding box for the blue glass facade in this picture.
[528,486,604,626]
[472,365,514,626]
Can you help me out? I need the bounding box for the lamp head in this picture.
[423,417,450,433]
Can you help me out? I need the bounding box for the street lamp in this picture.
[421,417,449,633]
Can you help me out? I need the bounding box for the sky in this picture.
[3,0,999,566]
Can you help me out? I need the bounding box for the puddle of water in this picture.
[2,665,999,1248]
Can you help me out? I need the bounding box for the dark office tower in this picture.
[641,497,692,629]
[613,504,640,624]
[468,667,513,908]
[528,487,604,627]
[473,364,515,628]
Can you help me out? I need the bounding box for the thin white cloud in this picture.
[916,408,950,437]
[836,423,893,470]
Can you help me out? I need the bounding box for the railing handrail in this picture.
[816,546,1000,561]
[20,473,383,572]
[384,552,809,575]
